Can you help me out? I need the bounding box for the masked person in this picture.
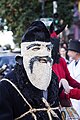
[0,21,62,120]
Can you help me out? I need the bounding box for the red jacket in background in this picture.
[52,57,80,106]
[50,31,57,38]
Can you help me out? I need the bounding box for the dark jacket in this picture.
[0,63,61,120]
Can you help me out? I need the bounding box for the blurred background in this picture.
[0,0,80,78]
[0,0,80,49]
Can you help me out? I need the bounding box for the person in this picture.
[0,21,62,120]
[68,39,80,115]
[60,41,68,50]
[50,37,80,118]
[59,46,69,64]
[50,21,70,65]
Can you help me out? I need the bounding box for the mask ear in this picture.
[15,55,23,65]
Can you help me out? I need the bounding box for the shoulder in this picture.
[0,78,15,100]
[4,70,17,84]
[68,60,75,71]
[5,69,15,78]
[0,69,18,93]
[68,60,75,66]
[59,57,67,65]
[60,57,65,62]
[52,57,64,68]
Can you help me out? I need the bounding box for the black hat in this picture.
[68,40,80,53]
[22,21,50,43]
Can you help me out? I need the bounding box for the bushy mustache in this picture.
[29,56,53,73]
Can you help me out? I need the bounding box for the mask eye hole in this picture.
[32,47,40,51]
[46,44,53,51]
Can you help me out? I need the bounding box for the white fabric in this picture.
[21,41,52,90]
[68,60,80,115]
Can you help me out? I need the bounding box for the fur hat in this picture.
[22,21,50,43]
[68,40,80,53]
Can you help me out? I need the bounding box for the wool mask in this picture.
[21,41,53,90]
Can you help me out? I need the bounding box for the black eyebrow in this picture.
[26,43,41,50]
[46,44,53,48]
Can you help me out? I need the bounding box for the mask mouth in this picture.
[30,56,52,64]
[38,57,48,63]
[29,56,52,73]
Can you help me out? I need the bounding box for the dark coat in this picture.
[0,63,61,120]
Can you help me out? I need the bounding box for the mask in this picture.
[21,41,53,90]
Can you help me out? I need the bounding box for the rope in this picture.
[1,78,59,120]
[15,107,59,120]
[42,98,59,119]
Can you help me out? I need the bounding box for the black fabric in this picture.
[50,38,60,64]
[68,40,80,53]
[22,21,50,43]
[49,22,55,34]
[49,22,66,35]
[75,61,78,66]
[0,62,62,120]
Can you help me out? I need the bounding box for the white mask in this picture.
[21,41,53,90]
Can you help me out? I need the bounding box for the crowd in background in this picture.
[50,21,80,115]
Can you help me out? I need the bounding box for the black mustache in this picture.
[29,56,52,73]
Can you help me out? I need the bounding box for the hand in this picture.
[59,78,70,94]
